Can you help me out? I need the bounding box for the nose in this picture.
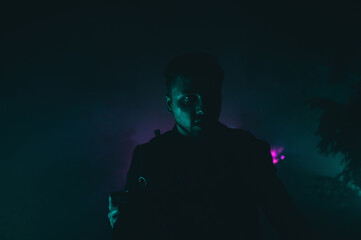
[196,108,204,115]
[195,96,205,116]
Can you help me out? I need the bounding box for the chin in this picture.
[191,126,206,135]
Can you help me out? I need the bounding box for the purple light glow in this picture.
[280,155,285,160]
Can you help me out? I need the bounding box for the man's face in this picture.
[165,76,222,138]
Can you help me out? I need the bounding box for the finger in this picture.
[108,196,112,210]
[109,196,120,211]
[109,203,119,211]
[108,216,118,228]
[108,211,120,229]
[108,209,121,219]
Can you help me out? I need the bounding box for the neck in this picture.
[174,121,222,140]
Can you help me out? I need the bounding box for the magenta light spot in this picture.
[271,150,277,158]
[270,146,285,165]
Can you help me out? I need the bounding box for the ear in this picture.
[165,94,173,114]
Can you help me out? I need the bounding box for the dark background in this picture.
[1,1,361,239]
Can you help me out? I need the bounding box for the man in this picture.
[108,52,319,240]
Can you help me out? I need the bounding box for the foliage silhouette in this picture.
[308,81,361,190]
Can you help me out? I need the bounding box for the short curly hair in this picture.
[164,52,224,96]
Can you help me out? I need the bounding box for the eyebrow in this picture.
[181,90,197,94]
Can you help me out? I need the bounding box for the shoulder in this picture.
[228,128,274,172]
[228,128,270,150]
[132,129,174,157]
[135,127,270,152]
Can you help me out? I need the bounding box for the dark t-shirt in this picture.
[112,121,318,240]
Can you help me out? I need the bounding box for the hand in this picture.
[108,195,121,228]
[108,191,127,228]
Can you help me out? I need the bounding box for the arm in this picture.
[110,145,150,240]
[252,141,320,240]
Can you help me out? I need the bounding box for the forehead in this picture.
[170,76,213,96]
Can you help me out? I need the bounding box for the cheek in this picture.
[173,104,194,121]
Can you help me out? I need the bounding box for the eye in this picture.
[182,95,197,104]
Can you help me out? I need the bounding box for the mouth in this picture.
[194,119,204,124]
[193,119,207,127]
